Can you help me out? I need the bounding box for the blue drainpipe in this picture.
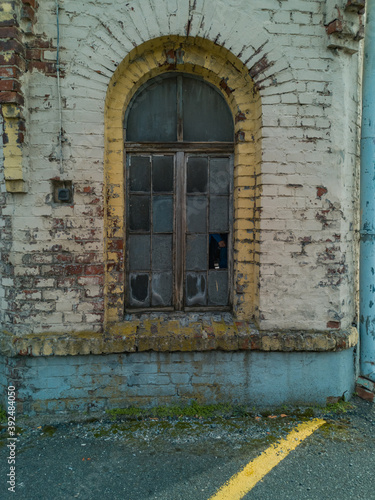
[360,1,375,382]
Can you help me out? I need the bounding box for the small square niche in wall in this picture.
[52,180,73,204]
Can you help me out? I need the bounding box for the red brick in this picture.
[317,186,328,199]
[0,26,21,40]
[0,79,21,92]
[21,4,35,21]
[327,321,341,329]
[0,19,18,28]
[26,48,42,60]
[55,254,74,263]
[0,53,25,70]
[0,38,25,54]
[108,239,124,251]
[0,67,19,78]
[326,19,343,35]
[356,385,375,402]
[28,60,56,74]
[22,0,38,8]
[0,91,24,105]
[65,265,84,276]
[85,264,104,276]
[30,38,51,49]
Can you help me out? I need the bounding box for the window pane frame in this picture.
[125,149,233,312]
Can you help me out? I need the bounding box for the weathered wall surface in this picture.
[0,0,363,336]
[0,349,356,415]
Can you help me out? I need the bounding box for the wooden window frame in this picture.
[124,73,234,313]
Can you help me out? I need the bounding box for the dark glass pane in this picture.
[209,233,228,269]
[129,273,150,307]
[185,272,206,306]
[152,235,173,271]
[182,77,234,142]
[128,235,150,271]
[153,196,173,233]
[210,158,230,194]
[126,77,177,142]
[208,270,228,306]
[209,196,229,232]
[186,196,207,233]
[187,157,208,193]
[129,156,150,192]
[186,234,207,271]
[153,156,174,192]
[152,272,173,307]
[129,196,150,231]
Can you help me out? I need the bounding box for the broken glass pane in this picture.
[129,156,151,192]
[187,157,208,193]
[186,234,207,271]
[209,233,228,269]
[210,158,230,195]
[153,196,173,233]
[182,77,234,142]
[129,196,150,231]
[209,196,229,232]
[208,270,228,306]
[128,235,150,271]
[153,156,174,192]
[129,273,150,307]
[152,272,173,307]
[126,77,177,142]
[185,272,207,306]
[152,235,173,271]
[186,196,207,233]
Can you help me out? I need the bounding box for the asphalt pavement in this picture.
[1,396,374,500]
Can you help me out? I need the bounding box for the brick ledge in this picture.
[0,322,358,357]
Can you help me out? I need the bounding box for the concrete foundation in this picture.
[0,349,357,416]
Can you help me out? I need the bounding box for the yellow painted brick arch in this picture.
[104,35,261,325]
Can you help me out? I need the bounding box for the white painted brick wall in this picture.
[0,0,363,334]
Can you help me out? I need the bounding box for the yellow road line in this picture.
[209,418,325,500]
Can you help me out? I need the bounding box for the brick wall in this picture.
[0,0,364,335]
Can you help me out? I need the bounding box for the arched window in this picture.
[124,73,234,311]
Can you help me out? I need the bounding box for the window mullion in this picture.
[177,75,183,142]
[175,151,185,310]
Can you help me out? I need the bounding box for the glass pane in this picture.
[187,157,208,193]
[209,196,229,232]
[129,273,150,307]
[152,272,173,307]
[153,156,174,192]
[210,158,230,194]
[182,76,234,142]
[129,196,150,231]
[186,196,207,233]
[209,233,228,269]
[186,234,207,271]
[126,76,177,142]
[185,272,206,306]
[152,235,173,271]
[208,270,228,306]
[153,196,173,233]
[128,235,150,271]
[129,156,150,192]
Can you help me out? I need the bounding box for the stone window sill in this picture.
[0,315,358,357]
